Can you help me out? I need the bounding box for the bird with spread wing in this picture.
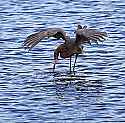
[23,24,107,72]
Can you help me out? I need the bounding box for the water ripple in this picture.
[0,0,125,122]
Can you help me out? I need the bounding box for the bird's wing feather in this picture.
[23,28,69,50]
[75,27,107,44]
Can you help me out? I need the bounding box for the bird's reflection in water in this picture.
[30,70,104,103]
[52,72,104,101]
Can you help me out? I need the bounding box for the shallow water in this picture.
[0,0,125,122]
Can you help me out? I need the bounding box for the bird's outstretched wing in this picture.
[23,28,69,50]
[75,26,107,44]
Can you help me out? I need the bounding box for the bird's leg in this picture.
[53,60,57,72]
[70,56,72,73]
[73,54,78,72]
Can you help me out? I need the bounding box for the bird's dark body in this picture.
[54,38,83,60]
[58,43,82,58]
[59,44,72,58]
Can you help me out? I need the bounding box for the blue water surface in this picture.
[0,0,125,122]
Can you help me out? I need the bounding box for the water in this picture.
[0,0,125,122]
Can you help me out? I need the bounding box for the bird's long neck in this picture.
[63,36,71,44]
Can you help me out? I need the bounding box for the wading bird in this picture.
[23,24,107,72]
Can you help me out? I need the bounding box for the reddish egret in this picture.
[23,25,107,72]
